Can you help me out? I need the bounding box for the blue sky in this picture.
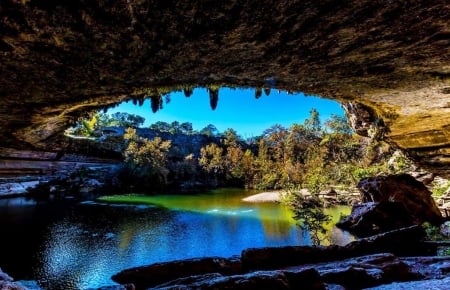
[107,87,345,138]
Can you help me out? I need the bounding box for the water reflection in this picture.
[0,189,354,289]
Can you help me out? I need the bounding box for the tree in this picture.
[149,121,171,132]
[180,122,194,135]
[123,128,172,184]
[304,108,321,137]
[96,113,113,128]
[169,121,181,134]
[199,143,224,175]
[109,112,145,128]
[222,128,241,147]
[76,113,97,136]
[262,124,288,162]
[324,114,352,135]
[225,146,245,181]
[200,124,219,137]
[290,193,331,246]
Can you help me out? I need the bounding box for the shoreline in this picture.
[242,191,285,203]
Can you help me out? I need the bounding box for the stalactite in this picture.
[208,88,219,111]
[184,88,193,98]
[255,88,262,99]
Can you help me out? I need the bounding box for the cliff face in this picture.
[1,1,450,174]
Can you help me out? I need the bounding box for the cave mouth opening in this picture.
[66,86,348,141]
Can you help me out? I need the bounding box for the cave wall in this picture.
[1,0,450,174]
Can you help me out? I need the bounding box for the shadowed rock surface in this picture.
[1,0,450,176]
[336,174,443,236]
[109,226,450,290]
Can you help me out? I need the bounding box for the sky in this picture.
[107,87,345,138]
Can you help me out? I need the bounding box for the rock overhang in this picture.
[1,0,450,174]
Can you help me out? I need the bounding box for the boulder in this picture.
[336,202,416,236]
[338,174,443,236]
[151,269,325,290]
[356,174,442,224]
[241,225,428,271]
[110,226,431,290]
[111,256,242,289]
[318,253,421,289]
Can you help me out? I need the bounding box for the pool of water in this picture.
[0,188,354,289]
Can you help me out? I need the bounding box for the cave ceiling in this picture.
[1,0,450,174]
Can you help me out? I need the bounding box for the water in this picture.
[0,189,354,289]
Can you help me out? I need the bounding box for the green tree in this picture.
[200,124,219,137]
[324,114,352,135]
[304,108,322,137]
[180,122,194,135]
[222,128,242,147]
[262,124,288,162]
[123,128,172,184]
[290,193,331,246]
[149,121,171,132]
[109,112,145,128]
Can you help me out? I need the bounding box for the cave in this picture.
[1,1,450,289]
[1,0,450,176]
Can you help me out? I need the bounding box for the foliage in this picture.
[200,124,219,137]
[75,103,408,196]
[352,163,389,180]
[289,193,331,246]
[431,180,450,198]
[198,143,224,175]
[422,222,446,241]
[149,121,194,135]
[123,128,172,186]
[108,112,145,128]
[67,112,145,137]
[324,114,352,135]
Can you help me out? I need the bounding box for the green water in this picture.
[98,188,353,245]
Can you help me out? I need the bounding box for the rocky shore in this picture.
[108,225,450,290]
[105,173,450,290]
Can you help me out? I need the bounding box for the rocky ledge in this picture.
[108,226,450,290]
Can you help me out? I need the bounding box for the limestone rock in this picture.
[1,1,450,176]
[152,268,325,290]
[336,174,443,236]
[356,174,443,225]
[111,256,242,290]
[336,202,416,237]
[440,221,450,237]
